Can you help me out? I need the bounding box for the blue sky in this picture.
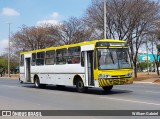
[0,0,91,55]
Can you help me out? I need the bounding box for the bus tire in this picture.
[76,79,87,93]
[102,86,113,92]
[34,76,46,88]
[19,78,23,84]
[34,76,40,88]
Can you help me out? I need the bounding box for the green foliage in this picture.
[0,57,8,69]
[0,57,19,73]
[137,62,147,71]
[137,62,154,71]
[157,45,160,53]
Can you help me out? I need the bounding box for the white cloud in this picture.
[37,19,59,26]
[37,12,61,26]
[0,39,8,55]
[50,12,59,19]
[2,7,20,16]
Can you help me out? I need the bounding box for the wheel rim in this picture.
[78,81,83,88]
[35,79,39,87]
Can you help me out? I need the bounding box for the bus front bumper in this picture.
[98,77,133,87]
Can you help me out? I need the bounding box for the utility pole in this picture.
[146,40,149,75]
[8,23,11,77]
[104,0,107,39]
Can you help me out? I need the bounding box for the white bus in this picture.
[19,39,133,92]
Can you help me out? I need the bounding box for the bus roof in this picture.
[20,39,126,54]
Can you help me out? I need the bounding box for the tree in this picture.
[84,0,160,78]
[10,17,95,54]
[60,17,95,45]
[137,62,148,71]
[0,57,7,74]
[0,56,18,75]
[11,25,60,54]
[146,33,160,75]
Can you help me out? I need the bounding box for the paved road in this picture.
[0,78,160,119]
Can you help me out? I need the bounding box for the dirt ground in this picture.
[134,72,160,84]
[1,74,20,79]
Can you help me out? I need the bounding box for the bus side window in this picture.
[32,53,36,66]
[81,51,84,67]
[45,50,55,65]
[94,51,97,69]
[56,49,67,64]
[36,52,45,66]
[20,54,24,66]
[68,47,80,64]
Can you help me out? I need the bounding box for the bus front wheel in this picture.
[19,78,23,84]
[76,79,87,93]
[102,86,113,92]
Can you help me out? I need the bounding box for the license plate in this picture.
[113,79,126,85]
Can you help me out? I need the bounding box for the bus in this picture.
[19,39,133,93]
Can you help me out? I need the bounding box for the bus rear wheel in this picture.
[76,79,87,93]
[34,76,46,88]
[102,86,113,92]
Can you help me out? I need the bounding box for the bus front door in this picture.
[85,51,94,86]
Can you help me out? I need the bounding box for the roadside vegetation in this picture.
[0,56,19,77]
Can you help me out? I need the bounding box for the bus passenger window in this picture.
[81,51,84,67]
[71,57,80,64]
[56,49,67,64]
[20,54,24,66]
[45,50,55,65]
[32,53,36,66]
[36,52,45,65]
[68,47,80,64]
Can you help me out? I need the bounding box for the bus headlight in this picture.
[126,73,132,77]
[98,74,112,79]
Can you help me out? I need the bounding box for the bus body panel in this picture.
[30,64,85,86]
[81,44,94,51]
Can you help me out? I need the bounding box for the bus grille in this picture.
[98,78,127,87]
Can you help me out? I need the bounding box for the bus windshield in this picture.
[98,48,131,70]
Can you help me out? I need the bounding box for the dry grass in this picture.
[134,72,160,84]
[134,72,159,80]
[1,74,19,79]
[10,74,20,79]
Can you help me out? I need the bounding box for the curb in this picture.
[0,77,18,79]
[134,81,160,85]
[134,81,153,84]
